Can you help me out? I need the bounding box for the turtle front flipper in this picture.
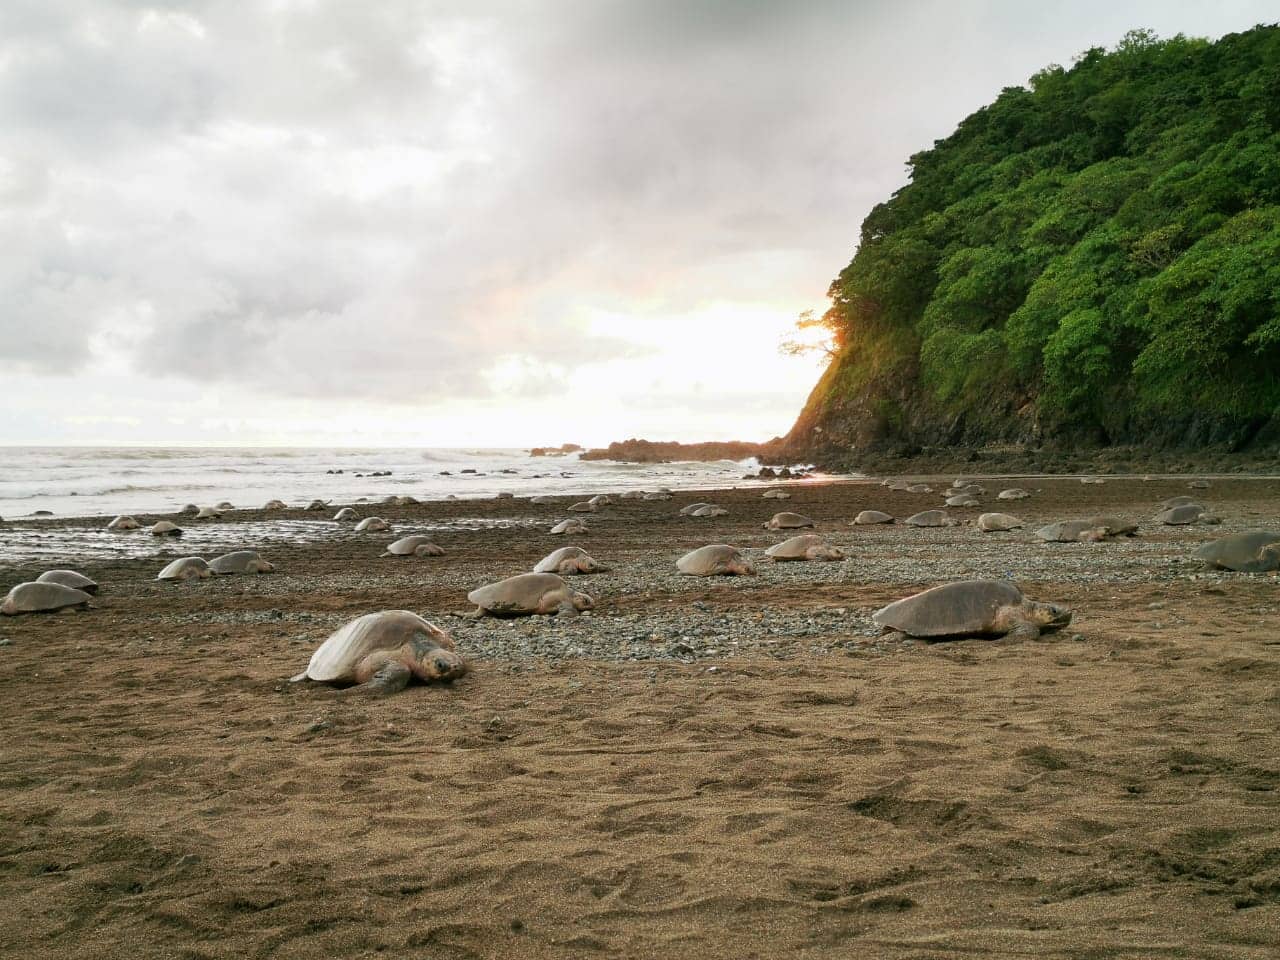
[555,599,580,618]
[353,660,413,695]
[1002,621,1042,642]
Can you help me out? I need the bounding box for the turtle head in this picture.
[416,647,468,682]
[1031,600,1072,631]
[257,559,276,573]
[731,557,758,576]
[572,590,595,612]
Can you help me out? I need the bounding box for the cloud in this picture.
[0,0,1275,435]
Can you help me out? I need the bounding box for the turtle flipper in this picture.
[1003,621,1041,642]
[354,660,413,695]
[288,671,310,683]
[556,600,579,618]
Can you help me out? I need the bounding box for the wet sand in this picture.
[1,477,1278,958]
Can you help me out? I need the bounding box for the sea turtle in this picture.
[180,504,200,515]
[1187,479,1211,490]
[1160,496,1202,511]
[107,515,140,531]
[691,505,729,517]
[1157,504,1205,525]
[209,551,275,575]
[333,507,360,522]
[679,503,713,516]
[906,484,933,494]
[290,611,466,694]
[886,480,911,491]
[1087,515,1138,537]
[676,544,757,577]
[355,517,390,532]
[765,534,844,562]
[997,488,1030,501]
[945,495,981,508]
[494,492,515,501]
[534,546,610,575]
[263,499,287,510]
[194,506,221,520]
[36,570,99,594]
[588,495,613,506]
[551,518,589,535]
[568,501,597,513]
[306,499,330,511]
[619,490,646,500]
[2,581,92,616]
[467,573,593,617]
[216,501,235,511]
[150,521,183,537]
[383,536,446,558]
[762,489,791,500]
[530,495,557,505]
[852,510,894,525]
[764,512,815,531]
[643,491,672,500]
[157,557,213,581]
[1036,520,1108,543]
[395,495,419,506]
[904,510,951,527]
[1192,531,1280,572]
[951,484,985,496]
[977,513,1024,532]
[873,580,1071,642]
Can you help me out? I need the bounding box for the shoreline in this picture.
[2,474,1278,957]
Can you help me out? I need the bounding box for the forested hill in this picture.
[781,26,1280,465]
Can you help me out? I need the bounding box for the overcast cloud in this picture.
[0,1,1274,445]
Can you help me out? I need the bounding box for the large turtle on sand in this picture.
[945,495,981,508]
[568,501,597,513]
[290,611,466,694]
[209,551,275,575]
[873,580,1072,642]
[157,557,213,581]
[691,505,729,517]
[150,521,183,537]
[977,513,1023,532]
[676,544,757,577]
[37,570,98,594]
[383,536,446,558]
[904,510,951,527]
[764,512,815,531]
[263,499,287,510]
[2,581,93,615]
[997,488,1030,501]
[534,546,609,575]
[679,503,713,516]
[107,515,140,531]
[1157,504,1206,525]
[1192,531,1280,572]
[765,534,844,562]
[551,518,589,535]
[333,507,360,522]
[354,517,390,532]
[467,572,593,617]
[1087,515,1138,537]
[853,510,894,525]
[1036,520,1108,543]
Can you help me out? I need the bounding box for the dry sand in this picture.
[1,477,1278,958]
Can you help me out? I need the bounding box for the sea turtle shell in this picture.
[1157,504,1204,525]
[355,517,390,532]
[263,499,287,510]
[530,495,557,505]
[384,536,445,557]
[904,510,949,527]
[872,580,1027,637]
[676,544,756,577]
[765,512,815,530]
[36,570,98,594]
[301,610,458,683]
[534,546,609,574]
[945,495,980,508]
[1036,520,1100,542]
[1192,531,1280,572]
[568,501,597,513]
[691,505,729,517]
[1160,496,1202,511]
[906,484,933,494]
[642,491,672,500]
[852,510,894,525]
[333,507,360,521]
[150,521,183,537]
[194,506,221,519]
[467,572,590,616]
[550,518,588,534]
[764,534,844,562]
[107,515,140,530]
[209,551,274,575]
[679,503,713,516]
[997,488,1030,501]
[1088,515,1138,537]
[2,582,92,615]
[977,513,1023,532]
[157,557,213,581]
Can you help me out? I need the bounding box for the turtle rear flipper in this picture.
[353,660,413,695]
[288,670,310,683]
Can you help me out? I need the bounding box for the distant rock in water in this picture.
[530,443,583,457]
[581,438,770,463]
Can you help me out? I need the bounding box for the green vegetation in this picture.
[800,25,1280,450]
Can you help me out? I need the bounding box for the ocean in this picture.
[0,446,802,522]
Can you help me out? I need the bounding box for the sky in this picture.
[0,1,1274,448]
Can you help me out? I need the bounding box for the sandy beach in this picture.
[2,476,1278,958]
